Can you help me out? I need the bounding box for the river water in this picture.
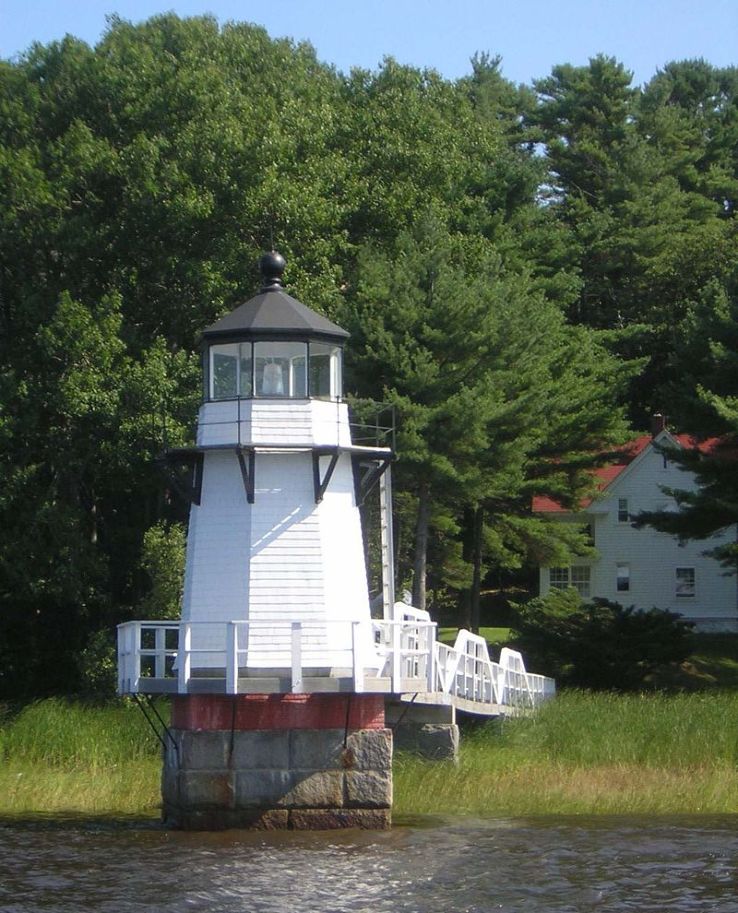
[1,815,736,913]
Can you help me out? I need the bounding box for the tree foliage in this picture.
[0,16,735,692]
[511,589,694,690]
[341,215,632,612]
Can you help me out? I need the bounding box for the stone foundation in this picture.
[162,695,392,830]
[386,700,459,761]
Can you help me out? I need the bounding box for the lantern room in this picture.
[203,251,346,403]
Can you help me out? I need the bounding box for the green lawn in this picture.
[680,632,738,688]
[438,626,512,648]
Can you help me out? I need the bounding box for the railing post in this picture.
[352,622,364,693]
[391,622,402,692]
[291,622,303,693]
[226,622,238,694]
[117,623,131,694]
[426,623,436,692]
[155,626,165,679]
[379,466,395,620]
[132,623,142,692]
[178,623,191,693]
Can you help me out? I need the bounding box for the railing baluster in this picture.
[426,623,436,691]
[226,622,238,694]
[291,622,303,693]
[352,622,364,693]
[178,623,191,693]
[391,622,402,691]
[155,626,165,679]
[134,623,143,692]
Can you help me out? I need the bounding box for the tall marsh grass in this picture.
[493,690,738,767]
[2,692,737,819]
[0,699,161,817]
[394,690,738,817]
[0,698,160,766]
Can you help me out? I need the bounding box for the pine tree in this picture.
[341,215,632,617]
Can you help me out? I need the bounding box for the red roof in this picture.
[532,433,723,513]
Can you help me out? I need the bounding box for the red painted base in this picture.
[171,693,385,731]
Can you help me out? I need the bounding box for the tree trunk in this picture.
[411,481,431,612]
[460,506,475,629]
[471,506,484,634]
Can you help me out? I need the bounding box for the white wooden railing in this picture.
[117,611,555,712]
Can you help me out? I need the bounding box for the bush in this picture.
[511,588,694,690]
[77,627,118,697]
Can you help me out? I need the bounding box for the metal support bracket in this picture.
[312,449,340,503]
[236,447,256,504]
[351,454,394,506]
[161,451,204,506]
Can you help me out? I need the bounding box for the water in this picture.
[1,815,737,913]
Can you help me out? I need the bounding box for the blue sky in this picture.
[2,0,737,87]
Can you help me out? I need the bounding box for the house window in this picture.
[616,563,630,592]
[549,567,570,590]
[676,567,696,598]
[582,523,595,546]
[550,566,590,598]
[617,498,629,522]
[570,566,591,598]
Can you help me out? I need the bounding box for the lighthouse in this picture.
[117,251,557,825]
[157,252,394,829]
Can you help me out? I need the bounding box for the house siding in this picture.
[539,440,738,632]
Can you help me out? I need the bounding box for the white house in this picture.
[534,420,738,632]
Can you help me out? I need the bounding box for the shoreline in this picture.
[2,691,737,820]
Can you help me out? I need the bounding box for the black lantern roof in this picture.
[202,251,349,343]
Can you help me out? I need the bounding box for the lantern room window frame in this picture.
[205,337,343,402]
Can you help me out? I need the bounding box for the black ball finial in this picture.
[259,250,286,290]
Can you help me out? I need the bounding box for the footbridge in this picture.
[117,604,555,717]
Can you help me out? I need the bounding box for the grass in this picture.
[0,699,162,818]
[394,690,738,817]
[438,626,512,649]
[2,637,738,820]
[688,633,738,687]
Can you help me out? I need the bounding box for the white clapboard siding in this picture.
[181,445,372,666]
[539,438,738,632]
[197,399,353,448]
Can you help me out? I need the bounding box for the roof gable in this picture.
[532,431,724,514]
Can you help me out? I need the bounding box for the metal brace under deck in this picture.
[236,447,256,503]
[164,444,392,506]
[312,449,340,503]
[160,451,204,506]
[131,693,179,759]
[352,454,394,506]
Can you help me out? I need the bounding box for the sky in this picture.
[1,0,737,88]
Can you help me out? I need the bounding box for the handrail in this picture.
[117,616,556,711]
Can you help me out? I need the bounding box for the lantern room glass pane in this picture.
[254,341,308,398]
[239,343,253,397]
[210,344,238,399]
[309,342,342,399]
[209,342,252,399]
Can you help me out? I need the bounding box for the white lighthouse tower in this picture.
[156,252,395,829]
[180,251,378,675]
